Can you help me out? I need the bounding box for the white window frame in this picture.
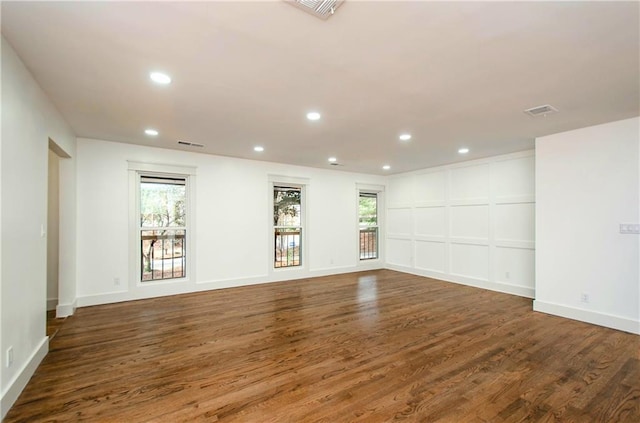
[268,175,309,273]
[128,161,196,287]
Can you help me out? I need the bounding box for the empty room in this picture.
[1,1,639,422]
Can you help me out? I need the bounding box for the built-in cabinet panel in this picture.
[385,151,535,298]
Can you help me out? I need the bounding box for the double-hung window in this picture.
[139,175,187,281]
[273,185,302,268]
[359,192,379,260]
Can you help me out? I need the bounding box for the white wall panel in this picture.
[387,208,412,236]
[495,203,535,242]
[414,171,446,203]
[536,117,639,333]
[414,207,446,237]
[415,241,446,273]
[495,247,534,287]
[450,205,489,240]
[451,243,489,280]
[387,176,413,206]
[450,164,489,201]
[385,150,535,298]
[386,238,412,267]
[493,156,535,199]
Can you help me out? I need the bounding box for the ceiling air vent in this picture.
[178,140,204,148]
[524,104,559,117]
[286,0,344,20]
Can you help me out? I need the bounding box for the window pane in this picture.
[141,229,186,281]
[139,174,187,282]
[141,180,186,228]
[359,227,378,260]
[359,193,378,260]
[274,186,301,227]
[359,195,377,226]
[274,227,301,268]
[274,186,302,268]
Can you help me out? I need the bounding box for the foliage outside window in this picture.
[274,186,302,268]
[140,175,187,281]
[359,192,378,260]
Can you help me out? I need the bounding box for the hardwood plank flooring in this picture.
[5,270,639,422]
[46,310,66,341]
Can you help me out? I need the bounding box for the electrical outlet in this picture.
[6,346,14,367]
[114,277,120,286]
[580,292,590,303]
[505,271,510,280]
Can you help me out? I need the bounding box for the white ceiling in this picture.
[2,0,639,175]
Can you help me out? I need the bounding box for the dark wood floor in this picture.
[6,270,640,422]
[46,310,66,341]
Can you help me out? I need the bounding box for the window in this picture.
[359,192,378,260]
[139,175,187,281]
[274,186,302,268]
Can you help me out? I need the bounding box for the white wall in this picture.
[47,150,59,310]
[385,151,535,298]
[1,36,77,417]
[535,117,640,334]
[75,138,386,306]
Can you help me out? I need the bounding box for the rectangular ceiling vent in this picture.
[287,0,344,20]
[524,104,559,117]
[178,140,204,148]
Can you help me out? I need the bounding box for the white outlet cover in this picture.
[7,347,14,367]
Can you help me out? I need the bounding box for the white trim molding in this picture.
[1,337,49,420]
[56,298,77,318]
[386,264,535,299]
[127,160,197,175]
[533,300,640,335]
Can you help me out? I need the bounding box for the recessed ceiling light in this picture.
[328,157,337,163]
[144,128,159,136]
[399,133,412,141]
[307,111,321,121]
[382,165,391,170]
[458,147,470,154]
[254,146,264,152]
[150,72,171,85]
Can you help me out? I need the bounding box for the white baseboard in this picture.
[46,298,58,311]
[385,264,535,298]
[1,337,49,420]
[78,265,386,308]
[533,300,640,335]
[56,298,77,318]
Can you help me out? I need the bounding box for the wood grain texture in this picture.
[6,270,640,422]
[46,311,66,340]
